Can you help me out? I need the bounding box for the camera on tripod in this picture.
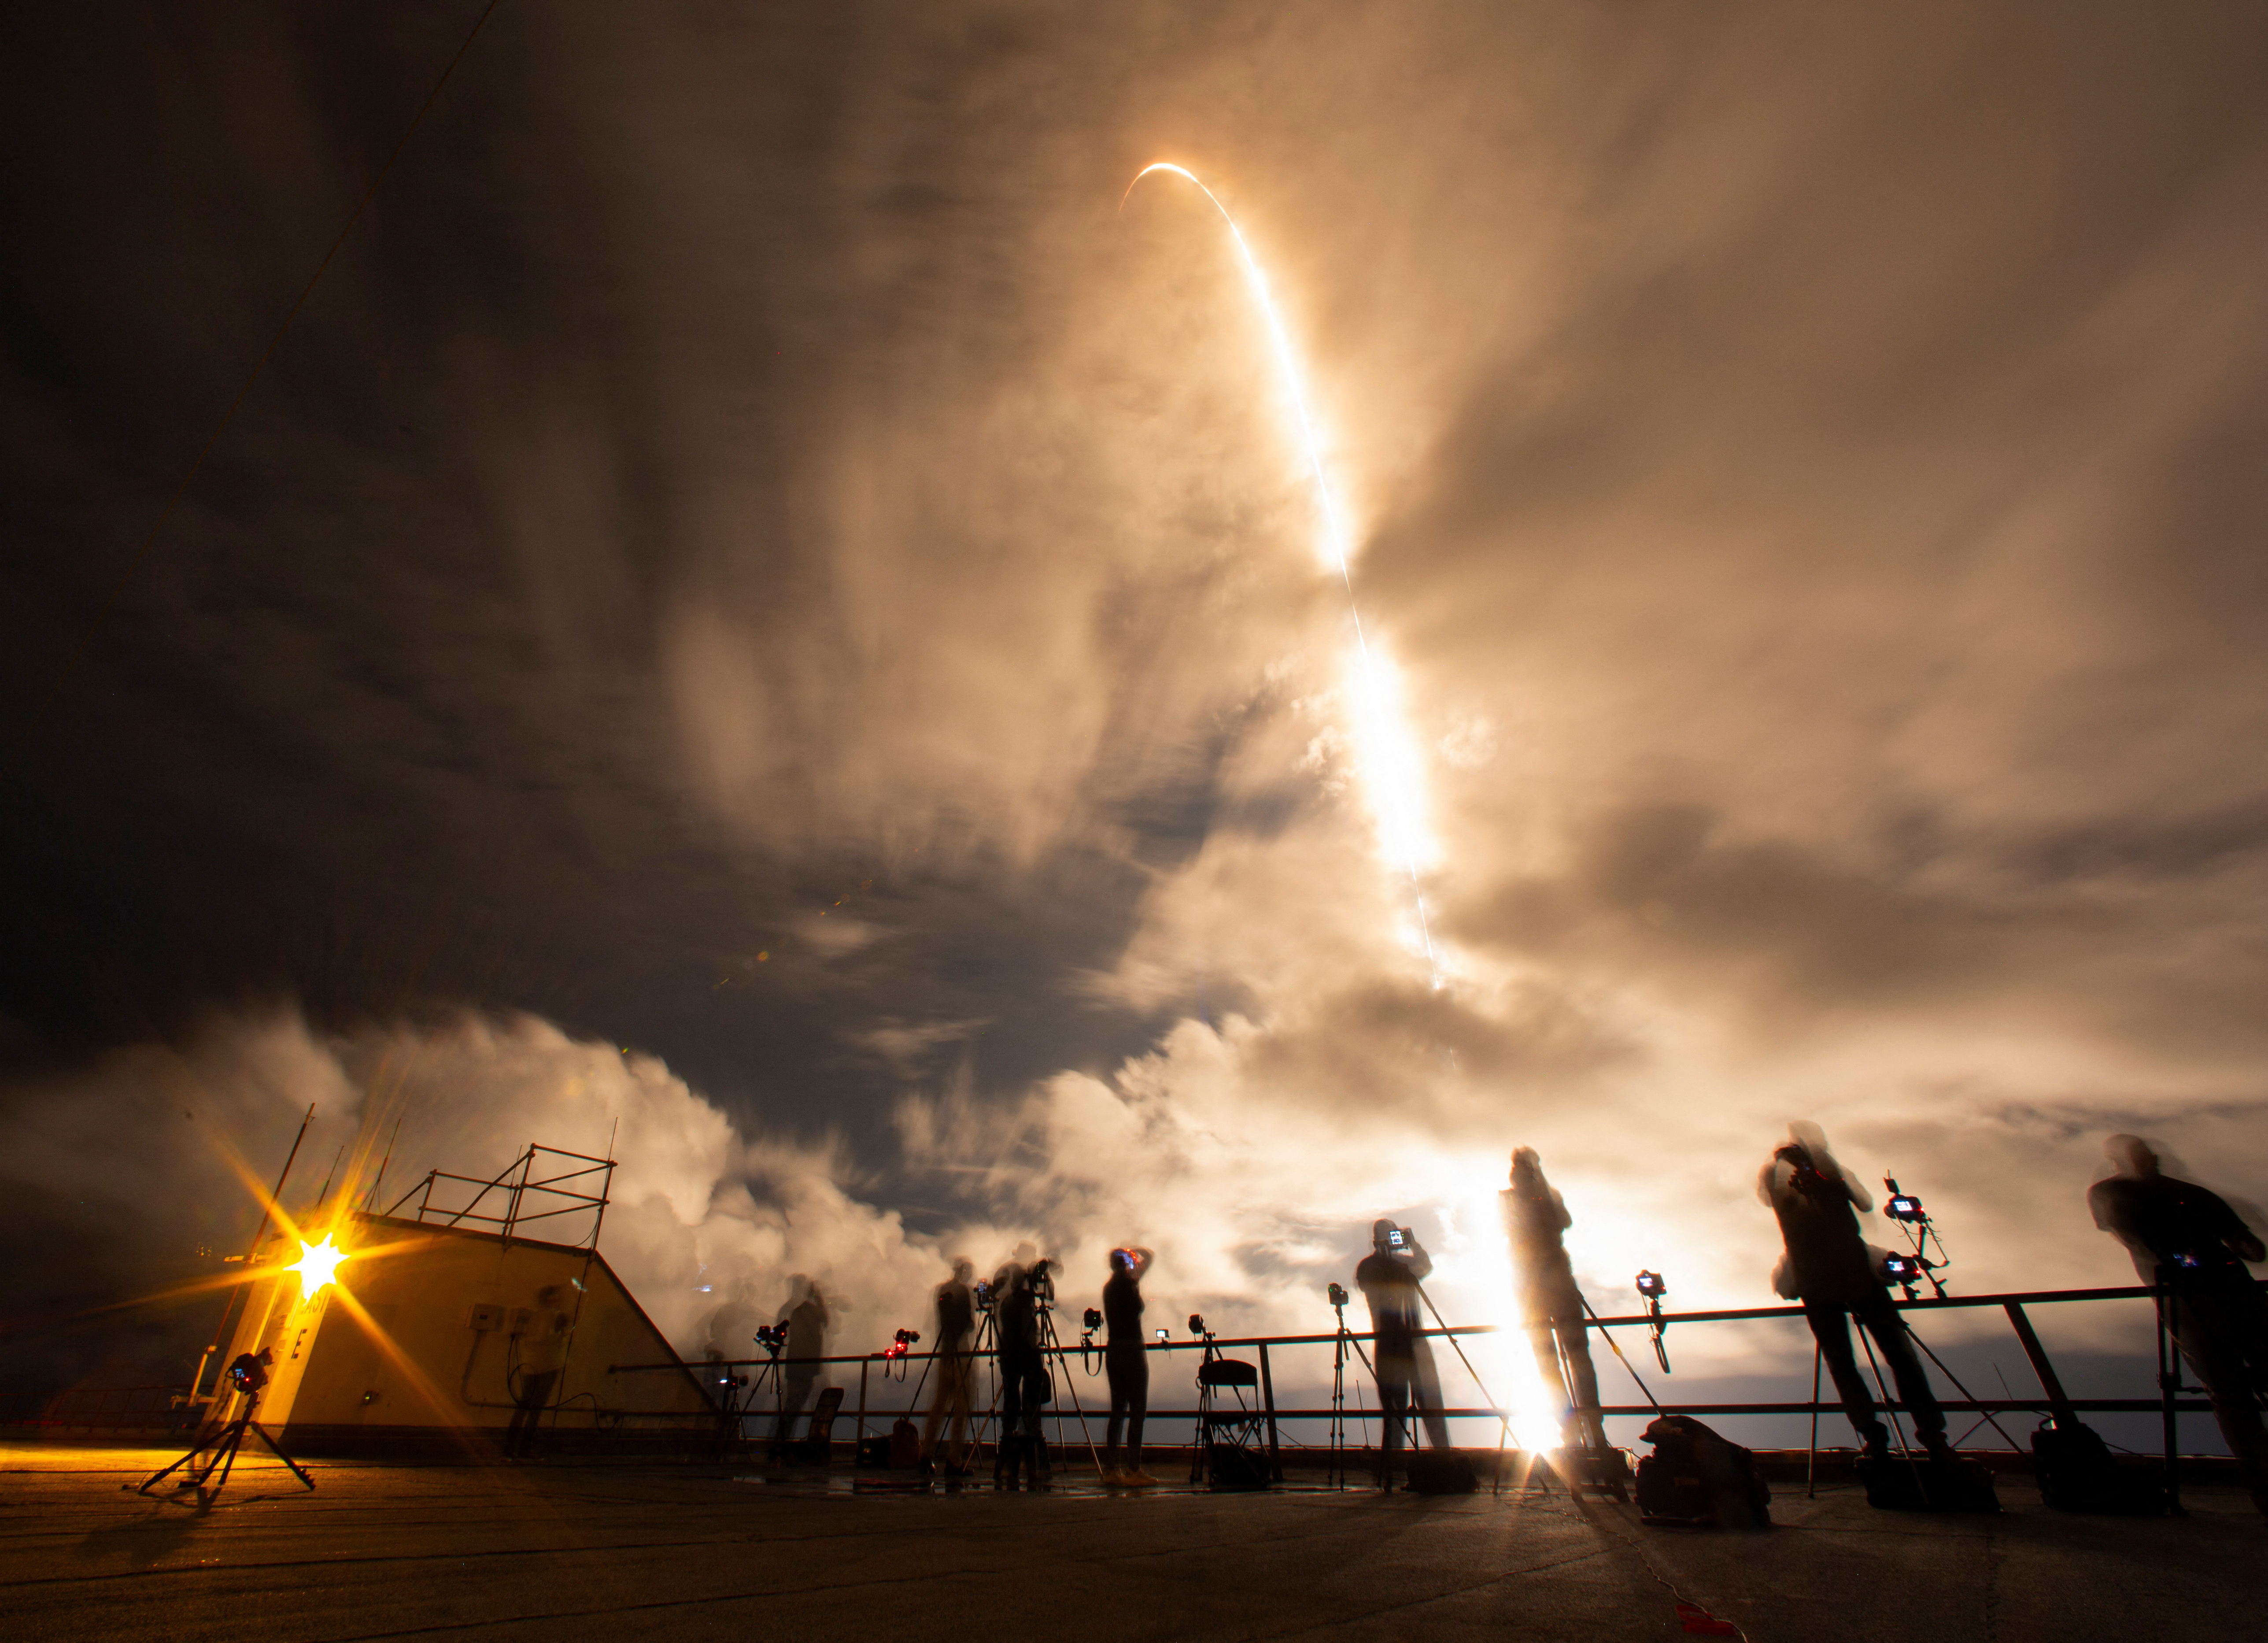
[974,1280,995,1315]
[225,1349,271,1396]
[1880,1174,1951,1297]
[883,1327,920,1359]
[753,1323,787,1357]
[1882,1251,1941,1300]
[1028,1258,1055,1309]
[1327,1282,1350,1310]
[1634,1272,1673,1373]
[1187,1312,1208,1339]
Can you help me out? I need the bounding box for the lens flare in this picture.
[1125,162,1441,980]
[288,1235,349,1296]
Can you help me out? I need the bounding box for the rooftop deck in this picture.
[2,1441,2259,1641]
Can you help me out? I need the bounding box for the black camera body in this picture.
[1635,1270,1667,1300]
[226,1349,272,1396]
[1082,1306,1104,1333]
[974,1280,995,1315]
[1327,1282,1350,1309]
[1883,1178,1928,1224]
[753,1323,787,1357]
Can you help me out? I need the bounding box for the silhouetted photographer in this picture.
[920,1257,976,1474]
[994,1248,1052,1488]
[1101,1246,1156,1486]
[1356,1218,1451,1483]
[1501,1148,1608,1454]
[1760,1125,1950,1465]
[2089,1134,2268,1514]
[770,1276,829,1457]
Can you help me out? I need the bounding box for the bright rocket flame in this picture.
[1126,163,1441,977]
[288,1235,349,1296]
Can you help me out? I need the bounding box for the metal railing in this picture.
[386,1143,616,1247]
[617,1278,2249,1480]
[0,1384,208,1432]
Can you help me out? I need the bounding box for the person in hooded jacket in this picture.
[1354,1218,1451,1482]
[993,1249,1052,1488]
[2090,1134,2268,1514]
[1760,1124,1949,1463]
[1502,1148,1608,1454]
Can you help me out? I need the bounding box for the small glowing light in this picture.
[288,1236,349,1296]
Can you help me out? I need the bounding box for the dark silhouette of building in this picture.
[2089,1134,2268,1513]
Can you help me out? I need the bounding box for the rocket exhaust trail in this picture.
[1123,163,1441,984]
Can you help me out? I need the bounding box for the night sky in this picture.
[7,4,2268,1417]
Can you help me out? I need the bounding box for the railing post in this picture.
[1258,1342,1282,1481]
[858,1357,870,1451]
[2155,1270,2184,1514]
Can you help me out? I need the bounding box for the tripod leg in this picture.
[1903,1326,2025,1452]
[1806,1346,1821,1499]
[210,1421,245,1493]
[2156,1283,2183,1514]
[139,1429,222,1495]
[247,1422,318,1491]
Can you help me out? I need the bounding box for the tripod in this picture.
[139,1389,314,1499]
[1326,1297,1377,1490]
[1031,1300,1101,1481]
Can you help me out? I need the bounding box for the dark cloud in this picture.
[7,4,2268,1403]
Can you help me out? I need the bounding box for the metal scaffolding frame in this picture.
[385,1143,616,1247]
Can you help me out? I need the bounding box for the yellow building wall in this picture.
[217,1212,712,1446]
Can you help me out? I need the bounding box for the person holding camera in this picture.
[1501,1149,1608,1454]
[771,1276,829,1456]
[2089,1134,2268,1513]
[1356,1219,1451,1482]
[1761,1124,1949,1465]
[505,1284,573,1459]
[920,1257,977,1474]
[994,1251,1053,1488]
[1101,1246,1157,1486]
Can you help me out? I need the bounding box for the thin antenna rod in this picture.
[311,1143,347,1214]
[244,1103,315,1258]
[365,1115,405,1213]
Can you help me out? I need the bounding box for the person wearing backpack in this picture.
[2090,1134,2268,1515]
[1760,1124,1951,1466]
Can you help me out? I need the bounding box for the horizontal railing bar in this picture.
[525,1145,615,1167]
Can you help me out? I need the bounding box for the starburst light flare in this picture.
[1123,162,1441,981]
[288,1235,349,1296]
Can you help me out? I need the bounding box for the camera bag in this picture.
[1857,1451,2000,1513]
[2031,1418,2168,1515]
[889,1417,921,1469]
[1406,1451,1478,1494]
[1636,1416,1770,1527]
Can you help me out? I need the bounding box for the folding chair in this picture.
[787,1386,845,1465]
[1193,1355,1269,1490]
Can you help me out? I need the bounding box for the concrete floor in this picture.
[1,1443,2260,1642]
